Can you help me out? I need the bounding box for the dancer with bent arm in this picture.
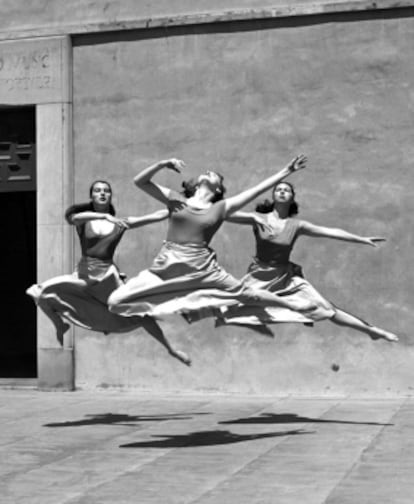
[26,180,191,365]
[221,180,399,342]
[108,155,317,320]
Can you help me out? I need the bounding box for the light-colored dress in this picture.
[27,221,143,333]
[108,191,252,318]
[220,216,336,326]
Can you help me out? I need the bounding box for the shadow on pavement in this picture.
[119,428,312,448]
[44,412,209,428]
[219,413,393,426]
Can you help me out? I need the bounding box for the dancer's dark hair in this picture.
[65,180,116,223]
[256,181,299,216]
[181,173,226,203]
[88,180,113,199]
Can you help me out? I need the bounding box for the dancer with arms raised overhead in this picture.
[108,155,316,320]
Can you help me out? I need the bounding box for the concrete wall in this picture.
[0,1,412,40]
[0,0,299,29]
[0,0,336,40]
[71,9,414,396]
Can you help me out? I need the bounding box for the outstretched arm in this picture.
[69,211,129,228]
[299,221,386,247]
[125,209,169,229]
[226,211,273,232]
[223,155,307,217]
[225,211,257,225]
[133,158,185,204]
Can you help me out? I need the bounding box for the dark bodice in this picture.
[254,216,301,264]
[166,191,226,245]
[77,221,125,260]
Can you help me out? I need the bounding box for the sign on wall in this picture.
[0,36,71,105]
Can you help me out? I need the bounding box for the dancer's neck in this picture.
[272,204,289,220]
[92,202,110,214]
[187,186,214,208]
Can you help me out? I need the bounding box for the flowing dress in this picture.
[27,221,144,333]
[219,216,336,326]
[108,191,258,318]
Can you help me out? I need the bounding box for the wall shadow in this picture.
[73,8,414,47]
[219,413,393,426]
[119,428,312,448]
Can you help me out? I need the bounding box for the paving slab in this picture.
[0,389,412,504]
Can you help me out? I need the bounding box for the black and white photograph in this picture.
[0,1,413,503]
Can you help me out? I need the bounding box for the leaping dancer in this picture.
[26,180,192,365]
[221,180,399,342]
[108,156,316,323]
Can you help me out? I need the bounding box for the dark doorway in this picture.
[0,107,37,378]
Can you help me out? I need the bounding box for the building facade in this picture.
[1,0,413,394]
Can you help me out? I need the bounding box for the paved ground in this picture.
[0,389,413,504]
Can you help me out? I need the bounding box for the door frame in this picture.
[0,36,74,389]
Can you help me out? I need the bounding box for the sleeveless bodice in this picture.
[77,221,125,260]
[166,191,226,245]
[254,216,301,264]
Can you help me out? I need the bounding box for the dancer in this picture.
[108,155,317,319]
[26,180,191,365]
[220,180,399,342]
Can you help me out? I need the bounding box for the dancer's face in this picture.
[197,170,223,195]
[273,183,294,204]
[91,182,112,207]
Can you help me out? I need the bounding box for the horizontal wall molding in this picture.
[0,1,413,42]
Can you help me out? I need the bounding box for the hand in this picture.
[364,236,386,247]
[253,215,273,233]
[105,215,130,229]
[169,199,186,213]
[286,154,307,174]
[160,158,185,173]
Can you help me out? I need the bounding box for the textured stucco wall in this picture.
[72,11,414,395]
[0,1,412,40]
[0,0,370,33]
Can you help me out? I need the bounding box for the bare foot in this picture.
[56,322,70,346]
[170,349,192,366]
[26,284,42,301]
[369,327,399,342]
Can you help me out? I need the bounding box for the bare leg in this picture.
[37,297,70,345]
[331,308,398,342]
[141,316,192,366]
[27,279,87,345]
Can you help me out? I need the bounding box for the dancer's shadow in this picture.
[119,428,312,448]
[219,413,393,427]
[44,412,208,428]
